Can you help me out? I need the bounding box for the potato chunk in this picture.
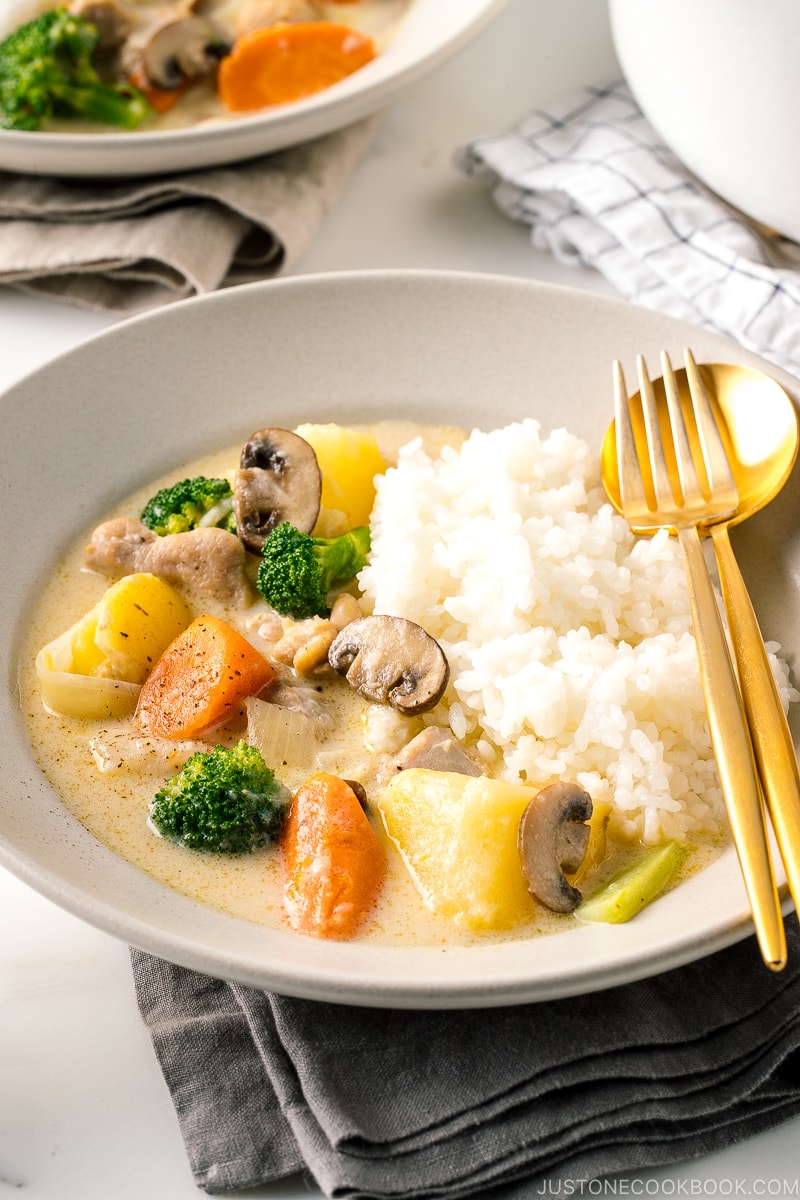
[378,768,535,931]
[295,423,386,529]
[36,573,193,719]
[91,572,194,683]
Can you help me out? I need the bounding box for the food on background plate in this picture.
[23,417,799,945]
[0,0,411,132]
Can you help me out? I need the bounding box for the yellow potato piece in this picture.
[66,604,106,676]
[378,768,535,931]
[36,573,193,719]
[295,423,387,529]
[92,572,193,683]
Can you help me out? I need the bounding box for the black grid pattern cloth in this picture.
[457,82,800,378]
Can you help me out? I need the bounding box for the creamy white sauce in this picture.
[19,421,718,946]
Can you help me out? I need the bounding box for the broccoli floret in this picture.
[256,521,371,620]
[0,8,151,131]
[149,740,287,854]
[140,475,236,537]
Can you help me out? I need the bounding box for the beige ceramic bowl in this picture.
[609,0,800,242]
[2,270,799,1007]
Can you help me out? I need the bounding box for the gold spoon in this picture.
[601,357,800,919]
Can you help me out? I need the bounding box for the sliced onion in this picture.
[245,695,316,770]
[35,642,140,720]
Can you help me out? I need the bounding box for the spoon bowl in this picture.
[600,361,799,529]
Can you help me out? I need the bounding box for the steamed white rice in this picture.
[359,419,796,846]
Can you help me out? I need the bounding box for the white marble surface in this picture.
[1,2,799,1197]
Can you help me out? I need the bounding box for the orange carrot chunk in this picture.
[282,772,386,939]
[136,613,274,740]
[217,22,376,112]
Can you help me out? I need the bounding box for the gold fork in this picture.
[611,350,786,970]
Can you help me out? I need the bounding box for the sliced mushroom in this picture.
[142,15,232,89]
[234,428,322,555]
[518,781,593,914]
[328,615,450,715]
[343,779,369,809]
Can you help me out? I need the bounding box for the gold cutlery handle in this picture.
[711,524,800,914]
[678,525,786,969]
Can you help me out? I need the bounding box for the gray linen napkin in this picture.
[131,920,800,1197]
[0,116,377,314]
[456,82,800,380]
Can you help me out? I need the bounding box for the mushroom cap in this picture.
[328,614,450,715]
[142,15,232,89]
[234,428,322,555]
[517,781,593,913]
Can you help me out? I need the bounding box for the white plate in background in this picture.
[0,0,508,177]
[1,270,798,1007]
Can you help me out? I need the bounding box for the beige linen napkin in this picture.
[0,116,378,314]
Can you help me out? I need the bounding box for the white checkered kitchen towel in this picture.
[457,82,800,379]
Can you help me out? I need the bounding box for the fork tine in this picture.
[660,350,703,506]
[683,348,737,496]
[636,354,674,510]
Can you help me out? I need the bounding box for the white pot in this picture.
[608,0,800,241]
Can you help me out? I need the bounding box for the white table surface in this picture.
[2,2,799,1197]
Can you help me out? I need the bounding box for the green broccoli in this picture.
[140,475,237,537]
[149,740,287,854]
[0,8,151,132]
[256,521,371,620]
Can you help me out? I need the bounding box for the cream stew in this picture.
[20,421,718,947]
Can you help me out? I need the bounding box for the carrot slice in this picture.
[136,613,274,740]
[217,22,376,112]
[282,772,386,939]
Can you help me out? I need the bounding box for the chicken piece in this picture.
[243,607,285,645]
[89,728,209,774]
[84,516,252,606]
[329,591,362,630]
[391,726,484,777]
[259,677,333,732]
[231,0,321,36]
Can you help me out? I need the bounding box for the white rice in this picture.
[359,419,796,845]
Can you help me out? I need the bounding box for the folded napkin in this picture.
[131,919,800,1198]
[0,116,377,314]
[457,81,800,380]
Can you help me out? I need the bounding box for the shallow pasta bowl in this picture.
[2,270,800,1008]
[0,0,508,178]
